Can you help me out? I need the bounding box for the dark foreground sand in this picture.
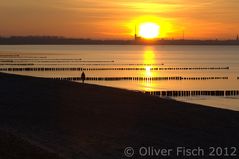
[0,73,239,159]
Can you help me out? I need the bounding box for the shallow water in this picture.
[0,45,238,110]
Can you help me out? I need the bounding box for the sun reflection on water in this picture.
[143,47,156,77]
[142,47,157,91]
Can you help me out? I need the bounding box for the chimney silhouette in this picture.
[135,25,137,40]
[134,24,140,41]
[183,30,185,40]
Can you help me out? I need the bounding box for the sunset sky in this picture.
[1,0,239,39]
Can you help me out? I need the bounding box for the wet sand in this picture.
[0,72,239,159]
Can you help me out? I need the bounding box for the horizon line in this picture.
[1,35,239,41]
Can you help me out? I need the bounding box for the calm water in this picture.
[0,45,239,110]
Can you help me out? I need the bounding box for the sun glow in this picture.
[128,16,173,39]
[139,23,160,39]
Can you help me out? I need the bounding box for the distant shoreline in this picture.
[1,36,239,45]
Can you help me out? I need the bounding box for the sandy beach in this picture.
[0,72,239,159]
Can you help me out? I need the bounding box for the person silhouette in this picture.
[81,72,86,83]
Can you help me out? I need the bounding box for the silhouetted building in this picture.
[237,34,239,41]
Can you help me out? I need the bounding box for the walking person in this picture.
[81,71,86,83]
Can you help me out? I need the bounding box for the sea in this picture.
[0,45,238,111]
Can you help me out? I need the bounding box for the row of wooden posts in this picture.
[0,60,113,63]
[0,63,161,66]
[0,56,46,58]
[144,90,239,97]
[51,76,228,81]
[0,58,81,60]
[0,66,230,72]
[0,64,35,66]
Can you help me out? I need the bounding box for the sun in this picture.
[139,23,160,39]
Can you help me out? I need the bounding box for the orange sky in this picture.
[0,0,239,39]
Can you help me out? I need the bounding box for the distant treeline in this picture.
[0,36,239,45]
[0,36,132,45]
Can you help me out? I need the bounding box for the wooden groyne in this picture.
[0,56,47,59]
[0,57,82,62]
[0,64,34,66]
[0,63,162,66]
[35,63,165,66]
[0,60,113,63]
[0,55,20,57]
[0,66,229,72]
[144,90,239,97]
[51,76,228,81]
